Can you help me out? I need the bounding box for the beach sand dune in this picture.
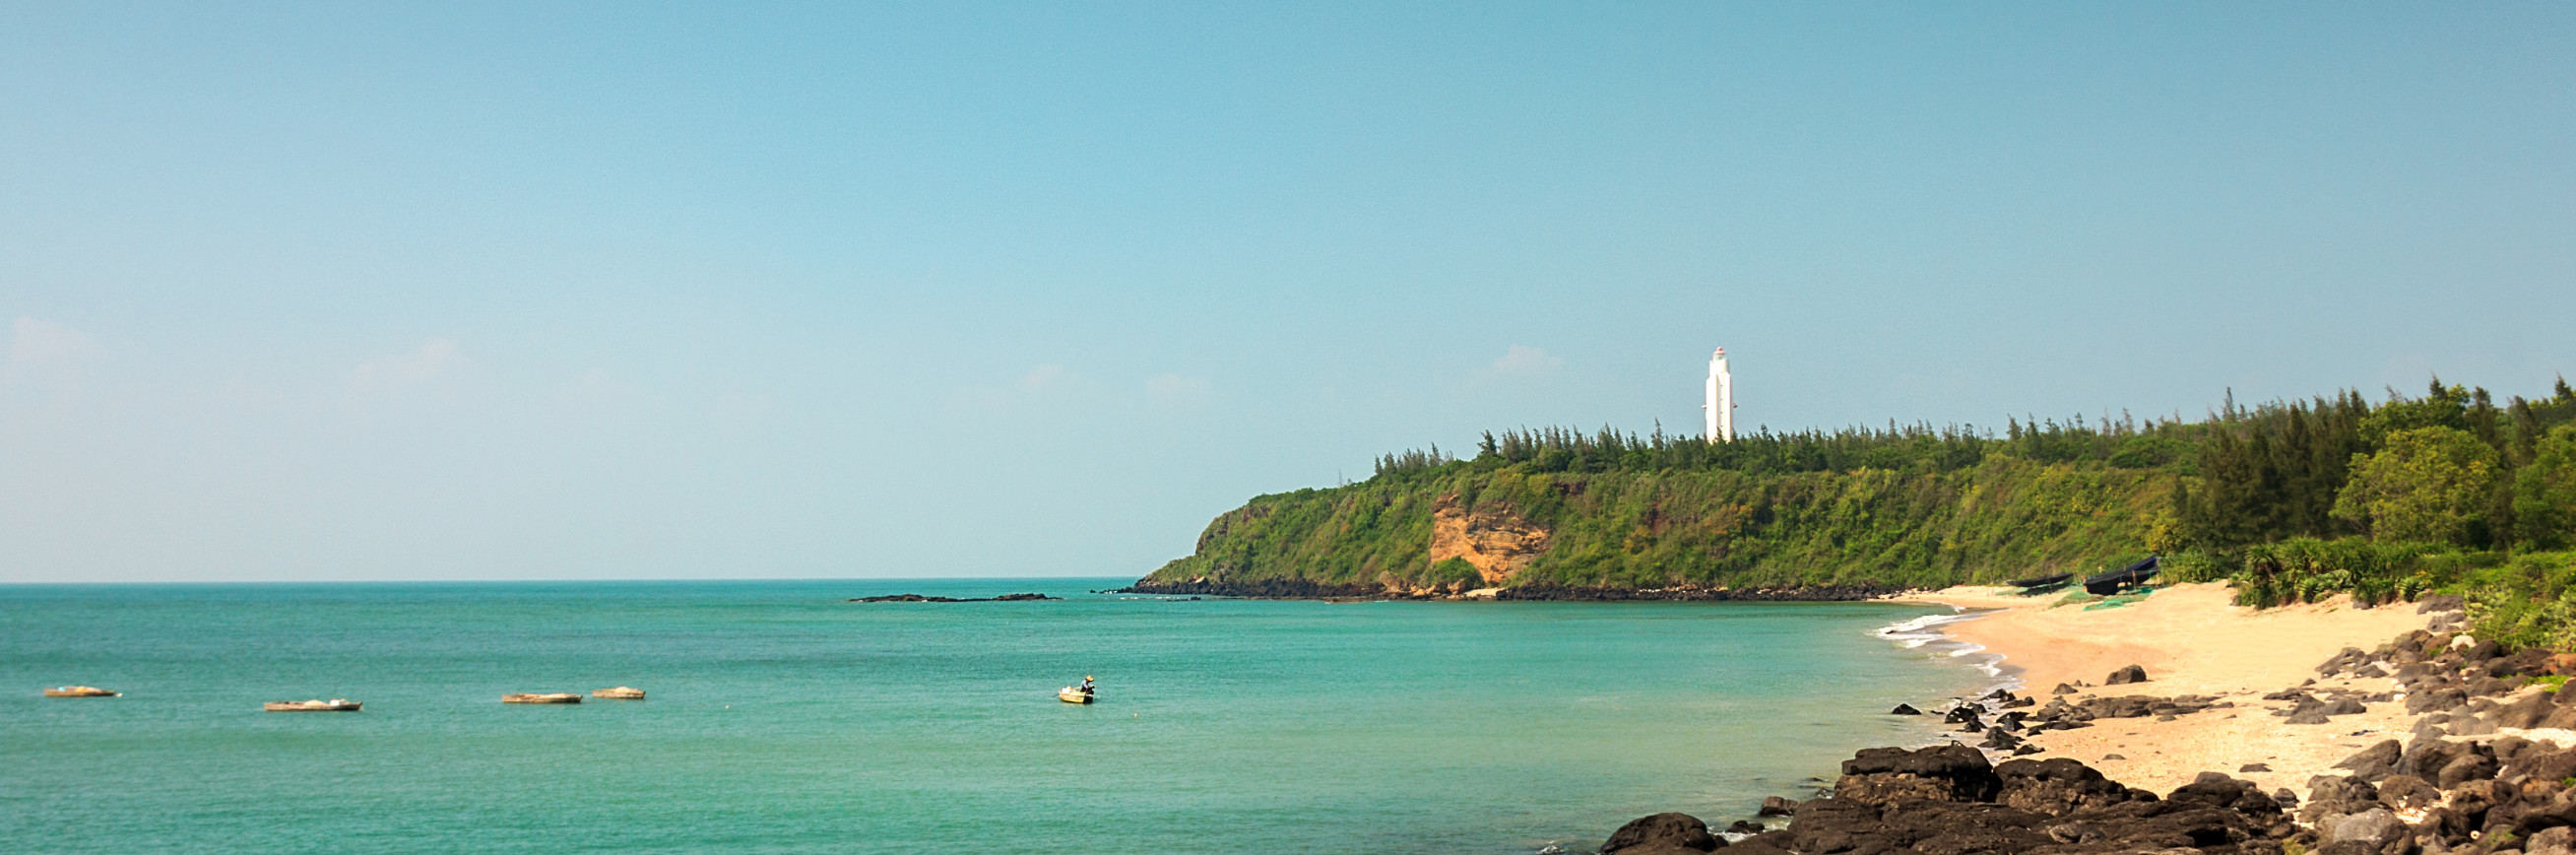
[1898,582,2433,796]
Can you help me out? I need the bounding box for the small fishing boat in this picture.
[1058,687,1094,704]
[265,698,361,712]
[591,687,646,700]
[2007,572,2072,590]
[502,692,583,704]
[43,686,119,697]
[2083,556,2160,596]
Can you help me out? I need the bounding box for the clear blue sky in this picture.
[4,3,2570,582]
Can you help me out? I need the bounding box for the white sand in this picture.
[1892,582,2435,794]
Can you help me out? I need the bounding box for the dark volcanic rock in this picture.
[2497,688,2559,729]
[1836,745,2002,806]
[2408,687,2469,714]
[2374,774,2440,811]
[1789,798,2054,855]
[2301,775,2379,825]
[2398,738,2467,779]
[2069,694,2215,720]
[2105,664,2150,685]
[2509,746,2576,785]
[1635,747,2301,855]
[1491,583,1900,602]
[1755,795,1798,817]
[1718,832,1793,855]
[2318,646,2371,676]
[2165,771,2283,817]
[1600,812,1720,854]
[1785,797,1886,853]
[1114,578,1380,598]
[1890,703,1921,715]
[2334,739,2403,781]
[2320,807,2406,853]
[2439,778,2514,835]
[2437,751,2500,788]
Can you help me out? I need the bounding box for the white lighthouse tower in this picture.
[1704,348,1734,442]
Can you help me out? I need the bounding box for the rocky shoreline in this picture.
[845,592,1059,603]
[1594,594,2576,855]
[1493,583,1902,602]
[1112,578,1385,598]
[1112,578,1902,601]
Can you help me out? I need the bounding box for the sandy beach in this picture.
[1893,582,2434,796]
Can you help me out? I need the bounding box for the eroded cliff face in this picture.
[1427,493,1551,584]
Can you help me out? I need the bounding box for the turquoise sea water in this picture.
[1,579,1983,854]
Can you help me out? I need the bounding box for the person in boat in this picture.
[1079,676,1095,696]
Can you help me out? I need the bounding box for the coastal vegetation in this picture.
[1139,376,2576,643]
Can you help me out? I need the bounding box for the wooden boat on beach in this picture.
[1058,687,1093,704]
[591,687,646,699]
[502,692,582,704]
[2084,556,2160,596]
[265,698,361,712]
[44,686,119,697]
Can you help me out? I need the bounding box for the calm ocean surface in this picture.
[1,579,1984,854]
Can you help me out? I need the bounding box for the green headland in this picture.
[1131,377,2576,641]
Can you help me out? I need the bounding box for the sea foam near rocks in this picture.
[1876,609,2014,689]
[1874,609,1972,648]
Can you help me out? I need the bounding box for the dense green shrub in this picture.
[2333,427,2503,544]
[2161,551,2233,584]
[2228,539,2443,608]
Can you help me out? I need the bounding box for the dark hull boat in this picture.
[2007,572,2072,590]
[2084,557,2159,596]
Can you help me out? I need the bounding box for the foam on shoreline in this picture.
[1876,608,2015,684]
[1870,607,2020,755]
[1884,582,2437,794]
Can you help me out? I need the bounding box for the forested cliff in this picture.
[1130,378,2576,599]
